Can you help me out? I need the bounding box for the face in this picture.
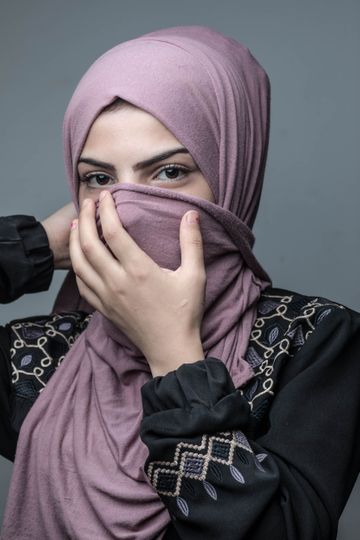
[77,104,215,205]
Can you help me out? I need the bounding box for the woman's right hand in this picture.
[41,202,77,269]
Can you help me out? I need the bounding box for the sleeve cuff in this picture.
[18,217,54,293]
[0,215,54,302]
[140,358,252,439]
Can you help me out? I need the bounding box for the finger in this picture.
[75,275,103,312]
[179,211,206,278]
[99,191,152,271]
[69,218,106,293]
[78,197,120,277]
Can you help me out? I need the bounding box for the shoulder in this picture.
[242,287,360,422]
[253,286,360,352]
[258,285,359,323]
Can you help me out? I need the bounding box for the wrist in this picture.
[146,337,205,378]
[41,220,71,269]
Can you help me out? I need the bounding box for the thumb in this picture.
[179,211,205,274]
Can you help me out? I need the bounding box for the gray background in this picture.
[0,0,359,537]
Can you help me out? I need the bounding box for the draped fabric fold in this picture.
[2,25,271,539]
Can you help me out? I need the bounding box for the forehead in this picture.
[81,106,181,153]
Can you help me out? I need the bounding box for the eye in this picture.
[153,164,189,183]
[80,172,115,189]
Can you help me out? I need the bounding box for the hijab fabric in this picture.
[1,25,271,539]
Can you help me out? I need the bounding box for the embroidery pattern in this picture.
[10,312,92,399]
[241,292,345,421]
[147,428,268,517]
[144,291,345,513]
[147,429,269,517]
[7,290,347,517]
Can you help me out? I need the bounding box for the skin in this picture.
[41,202,77,269]
[76,104,214,205]
[68,104,215,377]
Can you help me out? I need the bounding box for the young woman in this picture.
[1,25,359,540]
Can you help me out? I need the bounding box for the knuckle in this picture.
[129,263,148,282]
[105,274,125,296]
[103,226,117,242]
[108,281,124,297]
[120,257,145,279]
[81,241,93,256]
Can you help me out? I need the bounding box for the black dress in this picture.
[1,215,360,540]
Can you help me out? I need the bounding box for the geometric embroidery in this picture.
[6,286,347,523]
[7,289,347,508]
[145,289,346,507]
[147,430,254,497]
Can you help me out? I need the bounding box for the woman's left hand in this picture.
[69,191,206,377]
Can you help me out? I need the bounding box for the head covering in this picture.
[2,25,271,539]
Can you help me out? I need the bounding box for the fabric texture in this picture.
[0,215,53,303]
[1,289,360,539]
[140,293,360,540]
[2,25,271,539]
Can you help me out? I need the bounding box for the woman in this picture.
[1,25,360,540]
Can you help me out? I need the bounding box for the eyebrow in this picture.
[77,147,190,172]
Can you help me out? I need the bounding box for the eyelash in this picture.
[154,164,190,183]
[79,163,191,188]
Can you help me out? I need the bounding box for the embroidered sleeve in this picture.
[140,305,360,540]
[140,358,280,539]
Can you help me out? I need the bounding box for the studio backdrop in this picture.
[0,1,359,538]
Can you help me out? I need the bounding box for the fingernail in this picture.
[99,191,108,201]
[70,219,78,230]
[187,211,199,224]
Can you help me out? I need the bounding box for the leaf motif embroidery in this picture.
[58,322,72,331]
[256,453,267,463]
[22,327,43,339]
[244,379,259,401]
[257,300,278,315]
[245,347,263,369]
[234,431,252,452]
[230,464,245,484]
[203,480,217,500]
[316,308,332,325]
[268,326,279,345]
[20,354,32,367]
[254,457,266,473]
[176,496,189,517]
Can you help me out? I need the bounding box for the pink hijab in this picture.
[2,26,271,539]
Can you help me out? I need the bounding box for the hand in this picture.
[41,202,77,269]
[69,191,206,377]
